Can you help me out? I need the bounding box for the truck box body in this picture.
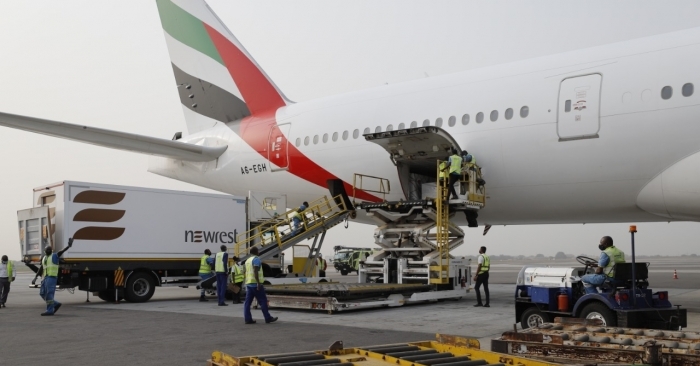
[18,181,247,302]
[22,181,246,261]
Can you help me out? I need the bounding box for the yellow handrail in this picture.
[233,195,349,258]
[352,173,390,203]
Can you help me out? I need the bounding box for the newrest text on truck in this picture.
[17,181,262,303]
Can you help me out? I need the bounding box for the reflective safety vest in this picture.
[215,252,226,273]
[290,210,301,220]
[231,263,244,283]
[245,256,264,285]
[6,261,14,281]
[198,255,211,274]
[43,255,59,277]
[316,257,327,271]
[449,154,462,175]
[603,246,626,277]
[438,161,447,179]
[478,254,490,274]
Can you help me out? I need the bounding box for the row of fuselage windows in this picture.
[294,105,531,147]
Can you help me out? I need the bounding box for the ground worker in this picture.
[581,236,626,294]
[290,201,308,235]
[198,249,214,302]
[473,246,490,307]
[230,256,244,304]
[438,159,448,182]
[444,148,463,200]
[33,238,73,316]
[0,254,15,308]
[214,245,229,306]
[243,247,277,324]
[316,256,327,277]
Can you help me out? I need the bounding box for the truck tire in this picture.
[580,302,617,326]
[340,270,348,276]
[124,272,156,303]
[521,307,550,329]
[97,290,124,302]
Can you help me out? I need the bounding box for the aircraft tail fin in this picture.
[155,0,290,133]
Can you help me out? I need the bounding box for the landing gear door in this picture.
[364,127,461,199]
[268,123,291,171]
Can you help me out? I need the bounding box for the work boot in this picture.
[483,304,490,308]
[473,303,483,307]
[265,317,278,324]
[53,304,62,313]
[40,312,54,316]
[199,296,208,302]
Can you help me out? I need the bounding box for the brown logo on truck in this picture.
[185,230,236,244]
[72,190,126,241]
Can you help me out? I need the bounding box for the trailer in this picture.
[210,333,560,366]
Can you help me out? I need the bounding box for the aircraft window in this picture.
[343,131,349,140]
[410,121,418,128]
[564,100,571,113]
[682,83,694,97]
[462,114,470,125]
[661,86,673,100]
[313,135,319,144]
[505,108,513,120]
[435,118,443,127]
[448,116,456,127]
[322,133,328,143]
[490,110,498,122]
[398,123,405,129]
[364,127,370,134]
[520,106,529,118]
[295,138,301,147]
[386,124,393,131]
[332,132,338,142]
[476,112,484,123]
[304,136,309,146]
[375,126,382,133]
[352,129,358,139]
[422,119,430,127]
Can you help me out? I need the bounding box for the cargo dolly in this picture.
[209,334,560,366]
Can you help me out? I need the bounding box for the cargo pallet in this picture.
[209,334,559,366]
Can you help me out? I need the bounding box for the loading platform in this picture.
[209,334,560,366]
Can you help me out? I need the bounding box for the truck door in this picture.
[557,74,602,141]
[268,123,291,171]
[17,206,52,260]
[363,127,461,200]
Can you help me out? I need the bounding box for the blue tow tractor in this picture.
[515,226,687,330]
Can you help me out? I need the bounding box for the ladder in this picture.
[233,195,351,266]
[430,160,450,284]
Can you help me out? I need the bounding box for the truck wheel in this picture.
[340,270,348,276]
[124,272,156,303]
[97,290,124,302]
[580,302,617,326]
[521,307,550,329]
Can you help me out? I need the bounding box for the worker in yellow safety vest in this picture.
[444,148,463,200]
[229,256,245,304]
[35,238,73,316]
[198,249,214,302]
[316,256,327,277]
[290,201,308,236]
[214,245,229,306]
[581,236,626,294]
[473,246,490,307]
[243,247,277,324]
[0,254,15,307]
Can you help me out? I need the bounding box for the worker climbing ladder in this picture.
[430,160,450,284]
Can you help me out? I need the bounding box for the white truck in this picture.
[17,181,255,303]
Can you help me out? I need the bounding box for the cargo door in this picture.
[17,206,52,260]
[364,127,461,199]
[268,123,291,171]
[557,74,602,140]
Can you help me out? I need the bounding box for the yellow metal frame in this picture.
[234,195,349,258]
[431,161,450,284]
[462,164,486,207]
[210,333,560,366]
[352,173,390,204]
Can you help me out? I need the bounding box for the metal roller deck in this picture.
[491,318,700,365]
[264,283,432,299]
[209,334,559,366]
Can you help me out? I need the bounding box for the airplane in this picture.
[1,0,700,227]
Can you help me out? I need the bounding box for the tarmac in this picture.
[2,258,700,366]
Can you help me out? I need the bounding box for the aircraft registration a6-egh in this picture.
[1,0,700,227]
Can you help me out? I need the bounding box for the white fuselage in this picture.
[149,27,700,225]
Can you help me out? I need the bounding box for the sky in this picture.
[1,1,700,260]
